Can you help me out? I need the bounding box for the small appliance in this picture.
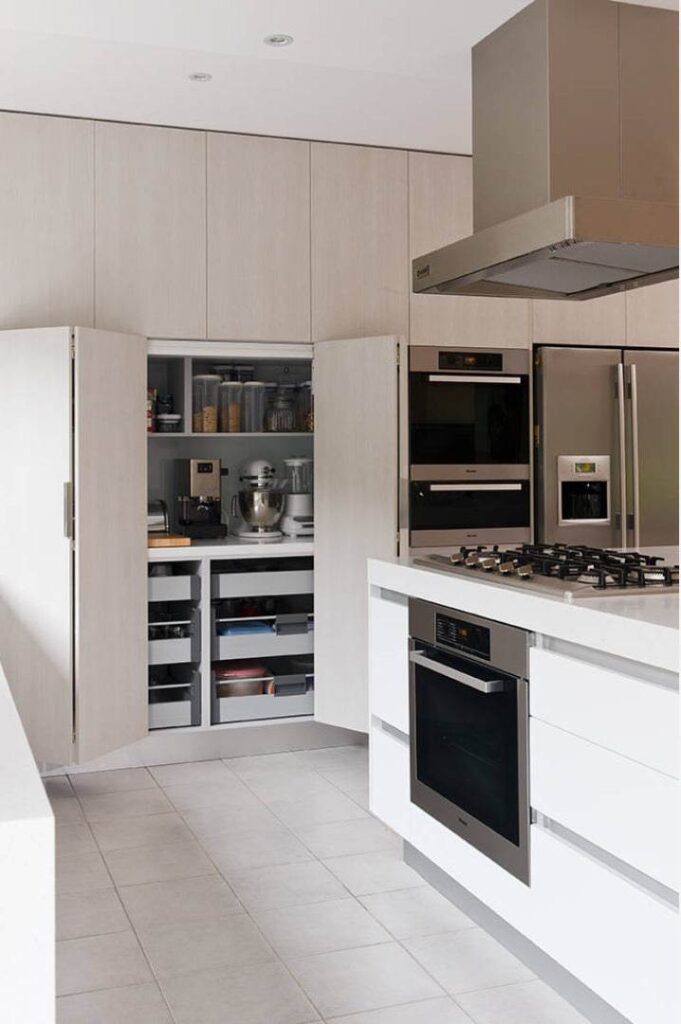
[281,458,314,538]
[147,499,169,535]
[176,458,227,539]
[231,459,285,541]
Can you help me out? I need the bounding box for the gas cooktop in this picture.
[414,544,679,601]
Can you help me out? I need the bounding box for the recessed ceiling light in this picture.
[264,33,294,47]
[188,72,212,82]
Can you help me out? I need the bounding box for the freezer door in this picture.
[624,350,679,548]
[536,347,623,546]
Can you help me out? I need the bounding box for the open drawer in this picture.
[148,666,200,729]
[211,557,313,600]
[212,660,314,724]
[213,614,313,660]
[149,608,201,666]
[148,566,201,603]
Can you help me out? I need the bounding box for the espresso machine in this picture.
[176,458,227,539]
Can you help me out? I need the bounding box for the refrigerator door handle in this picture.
[616,363,628,549]
[629,363,641,549]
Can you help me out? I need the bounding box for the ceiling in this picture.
[0,0,677,152]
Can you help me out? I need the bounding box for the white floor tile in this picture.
[323,850,425,896]
[404,928,534,996]
[294,818,400,859]
[226,751,309,780]
[314,765,369,793]
[227,859,348,910]
[104,839,216,887]
[201,825,314,874]
[56,929,152,996]
[136,912,276,978]
[288,941,443,1018]
[359,887,476,940]
[55,823,97,858]
[243,768,335,804]
[161,961,320,1024]
[44,775,75,799]
[344,781,371,810]
[56,982,172,1024]
[56,850,113,896]
[252,897,391,959]
[456,979,589,1024]
[161,775,254,811]
[269,787,369,830]
[118,874,241,929]
[328,997,473,1024]
[79,787,172,822]
[90,810,194,852]
[56,889,129,941]
[50,795,86,824]
[150,758,237,787]
[295,745,369,772]
[69,767,156,796]
[180,798,280,838]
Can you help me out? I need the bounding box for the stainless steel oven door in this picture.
[408,639,530,884]
[409,480,532,548]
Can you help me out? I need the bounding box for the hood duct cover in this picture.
[413,0,679,301]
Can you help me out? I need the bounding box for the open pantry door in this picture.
[73,327,148,763]
[313,335,400,734]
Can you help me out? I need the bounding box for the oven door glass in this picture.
[409,373,529,466]
[411,644,520,844]
[410,481,530,532]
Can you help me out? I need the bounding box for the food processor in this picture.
[280,458,314,538]
[231,459,285,541]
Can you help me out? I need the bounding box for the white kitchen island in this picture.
[368,557,679,1024]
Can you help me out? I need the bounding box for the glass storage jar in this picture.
[218,381,243,433]
[297,382,313,432]
[192,374,220,433]
[242,381,267,432]
[265,387,296,432]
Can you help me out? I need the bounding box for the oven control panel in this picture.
[435,613,491,661]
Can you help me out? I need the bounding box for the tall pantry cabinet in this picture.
[0,327,147,770]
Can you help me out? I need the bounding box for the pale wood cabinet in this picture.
[311,143,409,341]
[0,113,94,330]
[95,122,206,338]
[625,280,679,348]
[207,134,310,342]
[408,152,531,348]
[532,292,626,346]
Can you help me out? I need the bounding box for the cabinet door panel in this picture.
[409,152,530,348]
[532,292,625,346]
[0,327,74,768]
[207,134,310,341]
[625,280,679,348]
[95,122,206,338]
[311,144,408,341]
[74,328,148,762]
[314,336,399,733]
[0,113,94,329]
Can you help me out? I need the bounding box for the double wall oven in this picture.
[409,599,530,884]
[409,347,531,547]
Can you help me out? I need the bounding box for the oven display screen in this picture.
[438,351,503,372]
[435,614,491,660]
[575,462,596,474]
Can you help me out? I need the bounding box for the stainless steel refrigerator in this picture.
[535,346,678,548]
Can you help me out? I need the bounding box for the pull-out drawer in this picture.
[369,721,411,837]
[212,558,313,599]
[149,693,195,729]
[149,610,201,666]
[148,571,200,603]
[530,718,679,891]
[212,666,314,724]
[149,671,200,730]
[530,648,678,777]
[213,618,313,661]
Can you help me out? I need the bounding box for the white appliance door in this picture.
[0,327,74,768]
[73,327,148,763]
[313,335,399,734]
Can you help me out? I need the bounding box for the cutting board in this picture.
[147,533,192,548]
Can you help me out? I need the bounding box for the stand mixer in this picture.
[280,458,314,538]
[231,459,285,541]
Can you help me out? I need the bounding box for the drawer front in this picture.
[149,699,193,729]
[148,574,200,603]
[213,630,314,661]
[370,723,411,836]
[149,634,199,666]
[530,648,678,777]
[531,718,679,891]
[369,588,410,735]
[215,692,314,724]
[213,569,313,599]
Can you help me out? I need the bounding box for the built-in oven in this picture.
[409,598,530,884]
[409,347,531,547]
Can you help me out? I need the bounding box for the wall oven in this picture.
[409,347,531,547]
[409,598,530,884]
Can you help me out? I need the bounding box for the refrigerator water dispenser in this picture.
[558,456,610,527]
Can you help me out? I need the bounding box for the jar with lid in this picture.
[265,387,296,432]
[297,382,313,432]
[242,381,267,432]
[218,381,243,433]
[192,374,220,433]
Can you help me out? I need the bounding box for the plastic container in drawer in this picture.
[148,572,200,603]
[149,609,201,666]
[212,567,313,600]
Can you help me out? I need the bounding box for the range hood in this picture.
[413,0,679,301]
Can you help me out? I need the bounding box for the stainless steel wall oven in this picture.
[409,347,531,547]
[409,598,530,884]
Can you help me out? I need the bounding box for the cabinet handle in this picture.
[429,483,522,492]
[428,375,522,384]
[629,364,641,549]
[616,364,627,549]
[63,482,73,539]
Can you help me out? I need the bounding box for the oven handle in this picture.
[429,483,522,492]
[410,650,508,694]
[428,374,522,384]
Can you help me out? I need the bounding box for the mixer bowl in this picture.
[237,488,285,531]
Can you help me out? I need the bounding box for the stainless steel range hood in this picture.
[413,0,679,301]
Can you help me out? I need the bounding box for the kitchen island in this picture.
[368,556,679,1024]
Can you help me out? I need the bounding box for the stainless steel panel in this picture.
[410,464,530,483]
[536,347,622,546]
[624,350,679,546]
[409,347,530,375]
[410,526,531,549]
[410,650,509,694]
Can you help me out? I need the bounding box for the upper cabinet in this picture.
[0,113,94,330]
[207,134,310,342]
[625,280,679,349]
[95,122,206,338]
[311,143,409,341]
[532,292,626,347]
[408,152,530,349]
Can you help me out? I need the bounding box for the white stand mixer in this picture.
[231,459,285,541]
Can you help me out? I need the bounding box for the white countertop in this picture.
[0,662,52,827]
[369,556,679,673]
[148,537,314,560]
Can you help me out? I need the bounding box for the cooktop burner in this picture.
[414,543,679,601]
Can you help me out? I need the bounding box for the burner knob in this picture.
[498,561,516,575]
[516,564,534,579]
